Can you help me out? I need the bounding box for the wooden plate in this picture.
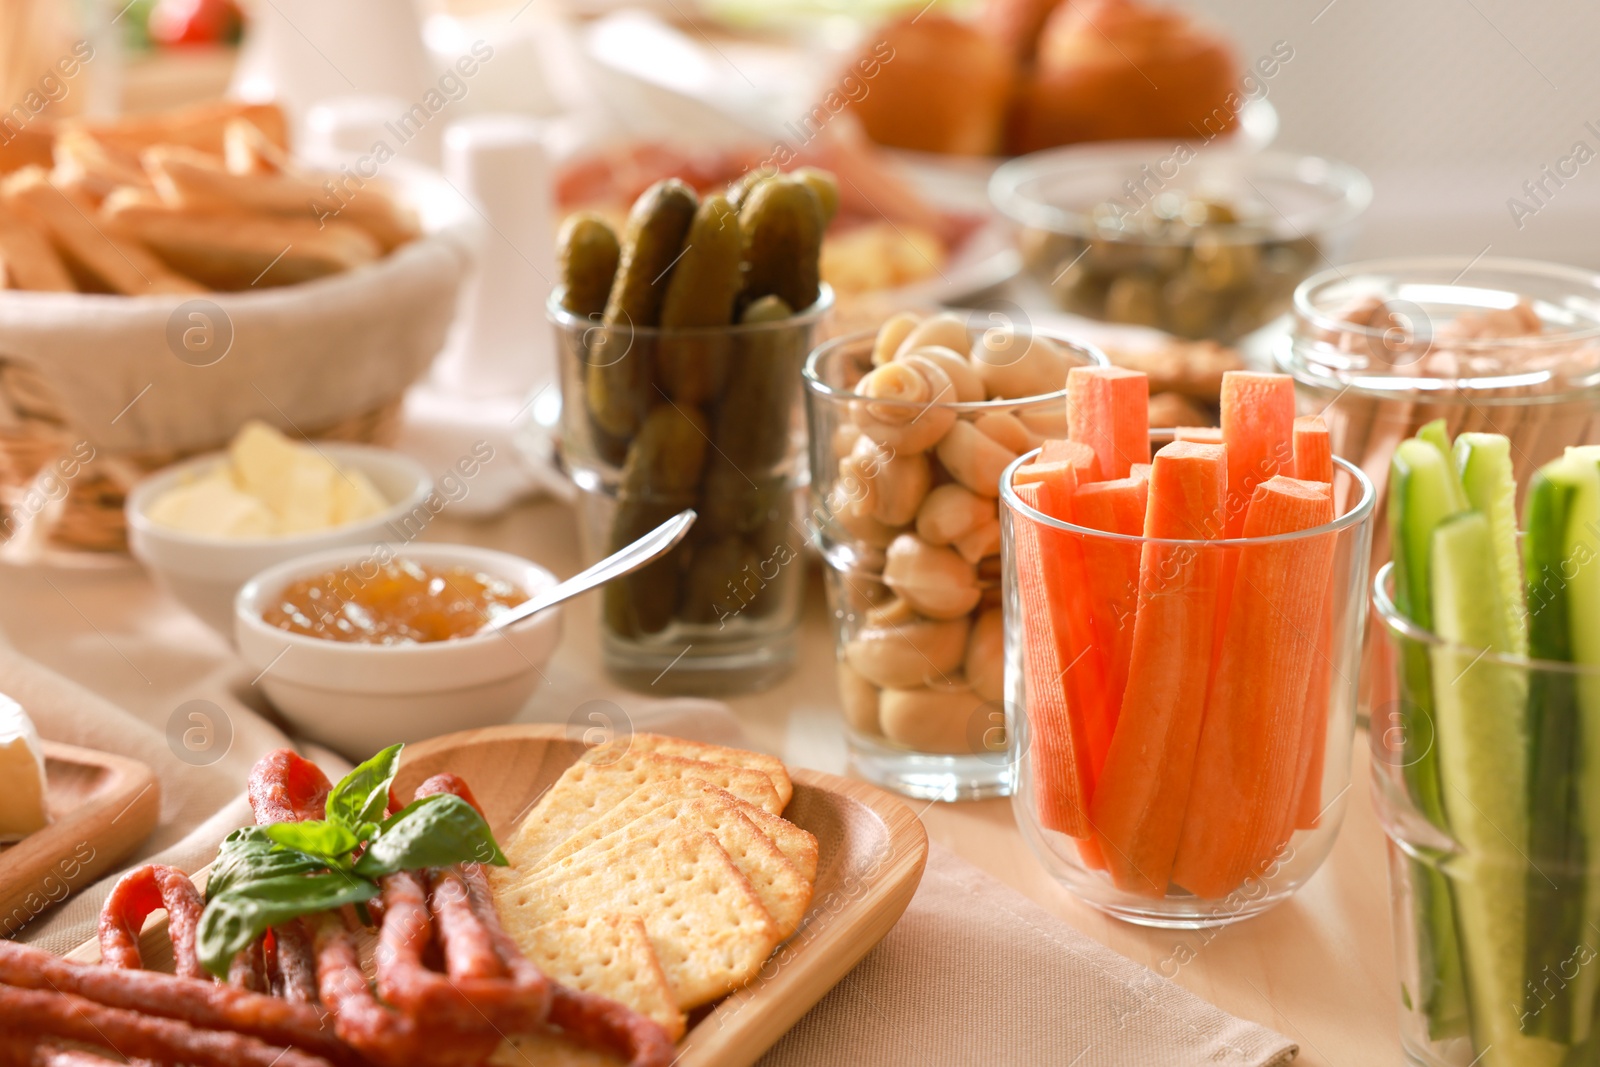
[1,741,159,938]
[62,725,929,1067]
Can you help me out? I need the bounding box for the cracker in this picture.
[503,752,782,871]
[538,777,818,885]
[517,913,684,1040]
[609,733,793,809]
[502,828,779,1009]
[2,167,203,295]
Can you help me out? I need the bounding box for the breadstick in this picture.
[145,146,419,252]
[64,101,288,159]
[2,167,204,295]
[0,201,72,291]
[102,193,380,289]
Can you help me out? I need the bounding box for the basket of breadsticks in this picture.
[0,100,473,555]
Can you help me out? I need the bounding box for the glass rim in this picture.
[1372,561,1600,677]
[1292,255,1600,348]
[988,145,1372,245]
[545,284,834,338]
[998,430,1377,547]
[801,327,1109,413]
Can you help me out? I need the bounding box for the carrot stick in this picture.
[1019,464,1113,790]
[1221,373,1298,537]
[1038,438,1101,482]
[1067,367,1150,480]
[1290,414,1335,830]
[1174,426,1223,444]
[1073,466,1151,765]
[1293,415,1334,483]
[1170,476,1337,899]
[1009,480,1096,836]
[1088,442,1228,896]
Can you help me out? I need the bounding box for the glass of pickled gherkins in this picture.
[551,171,836,693]
[989,145,1370,342]
[802,315,1107,800]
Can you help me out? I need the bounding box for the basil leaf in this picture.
[325,743,404,830]
[353,794,507,877]
[263,820,359,859]
[206,827,323,901]
[197,872,376,978]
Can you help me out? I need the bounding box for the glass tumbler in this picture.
[1373,564,1600,1067]
[1281,257,1600,717]
[552,288,832,694]
[802,327,1107,801]
[1001,431,1375,926]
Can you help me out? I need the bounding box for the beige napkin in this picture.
[760,842,1297,1067]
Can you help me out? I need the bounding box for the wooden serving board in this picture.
[63,725,929,1067]
[1,741,159,938]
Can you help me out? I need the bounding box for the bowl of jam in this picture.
[235,543,561,758]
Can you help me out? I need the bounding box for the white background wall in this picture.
[1192,0,1600,267]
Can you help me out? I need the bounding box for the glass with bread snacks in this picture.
[802,316,1106,801]
[1000,428,1374,926]
[1281,257,1600,720]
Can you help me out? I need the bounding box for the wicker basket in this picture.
[0,191,474,554]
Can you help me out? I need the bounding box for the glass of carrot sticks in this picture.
[999,368,1376,925]
[1280,257,1600,717]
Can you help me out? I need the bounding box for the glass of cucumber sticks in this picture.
[1281,257,1600,720]
[1372,427,1600,1067]
[1000,429,1376,926]
[550,288,833,693]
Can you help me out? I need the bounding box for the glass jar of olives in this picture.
[990,145,1371,343]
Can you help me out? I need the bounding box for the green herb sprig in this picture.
[196,744,507,978]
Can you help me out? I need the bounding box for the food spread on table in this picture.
[261,560,528,644]
[0,695,47,843]
[4,3,1596,1063]
[146,422,389,539]
[0,99,417,294]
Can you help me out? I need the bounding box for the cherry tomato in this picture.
[147,0,243,47]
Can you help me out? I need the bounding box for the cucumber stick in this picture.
[1430,513,1554,1067]
[1456,433,1529,657]
[1418,417,1456,466]
[1389,437,1470,1037]
[1520,456,1598,1044]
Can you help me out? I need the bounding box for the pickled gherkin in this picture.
[657,194,743,405]
[739,178,825,313]
[603,405,710,639]
[558,212,620,318]
[713,295,800,471]
[678,536,749,626]
[586,179,697,442]
[790,167,839,226]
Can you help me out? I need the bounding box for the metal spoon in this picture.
[479,509,697,634]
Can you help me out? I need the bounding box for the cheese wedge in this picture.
[0,696,47,841]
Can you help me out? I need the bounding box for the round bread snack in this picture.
[844,14,1014,156]
[1009,0,1240,153]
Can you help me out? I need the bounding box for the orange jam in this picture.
[262,559,527,644]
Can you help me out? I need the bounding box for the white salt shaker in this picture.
[430,115,557,400]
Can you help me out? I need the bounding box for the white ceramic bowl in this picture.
[234,543,561,759]
[126,444,433,636]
